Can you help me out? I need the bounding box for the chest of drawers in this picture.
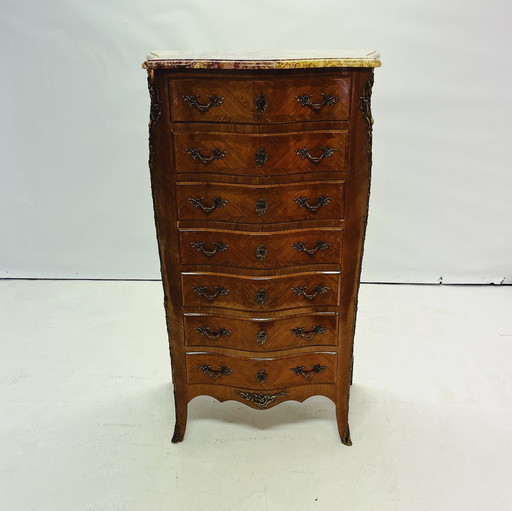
[143,50,380,445]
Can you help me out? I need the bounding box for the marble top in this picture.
[143,50,381,70]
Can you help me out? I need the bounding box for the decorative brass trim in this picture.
[341,425,352,446]
[255,244,267,261]
[255,288,268,305]
[291,285,330,301]
[171,422,182,444]
[293,196,331,213]
[295,146,336,164]
[360,74,374,165]
[235,390,289,408]
[188,196,228,214]
[295,93,338,110]
[190,241,229,257]
[195,326,232,341]
[290,364,327,381]
[193,286,230,302]
[256,369,268,384]
[147,74,162,171]
[255,147,268,167]
[182,94,224,112]
[255,198,268,216]
[197,364,233,379]
[291,240,330,256]
[290,325,327,340]
[255,93,268,114]
[185,147,227,165]
[255,329,268,345]
[347,71,375,402]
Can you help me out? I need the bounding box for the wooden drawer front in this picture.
[173,130,348,175]
[170,77,350,123]
[186,352,337,389]
[180,228,343,269]
[176,181,345,223]
[184,312,338,351]
[181,271,340,311]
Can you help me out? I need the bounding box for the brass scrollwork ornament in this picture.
[256,329,268,345]
[255,244,268,261]
[255,93,268,114]
[235,390,289,408]
[183,94,224,112]
[188,197,228,214]
[147,75,162,171]
[255,198,268,216]
[255,147,268,167]
[296,93,338,110]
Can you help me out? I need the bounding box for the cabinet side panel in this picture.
[147,70,188,407]
[337,69,374,424]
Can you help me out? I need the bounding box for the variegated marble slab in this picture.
[143,50,381,70]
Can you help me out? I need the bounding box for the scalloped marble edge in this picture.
[142,50,381,70]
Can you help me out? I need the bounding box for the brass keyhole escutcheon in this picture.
[255,198,268,216]
[256,329,268,345]
[256,369,268,383]
[255,244,267,261]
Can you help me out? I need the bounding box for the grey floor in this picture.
[1,281,511,510]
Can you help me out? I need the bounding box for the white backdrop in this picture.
[1,0,511,283]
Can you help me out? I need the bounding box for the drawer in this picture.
[186,352,337,389]
[172,129,348,175]
[169,77,350,123]
[180,227,343,269]
[184,312,338,351]
[181,271,340,311]
[176,180,345,223]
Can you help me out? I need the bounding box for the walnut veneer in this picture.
[144,52,378,445]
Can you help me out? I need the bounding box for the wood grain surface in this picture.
[169,75,350,123]
[179,227,343,269]
[147,66,374,444]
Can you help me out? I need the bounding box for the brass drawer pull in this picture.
[235,390,289,408]
[292,241,330,255]
[290,364,327,381]
[183,94,224,112]
[295,93,338,111]
[290,325,327,340]
[197,364,233,379]
[294,195,331,213]
[185,147,227,165]
[291,285,330,301]
[255,244,267,261]
[296,146,336,164]
[255,288,268,305]
[188,196,228,214]
[255,93,268,114]
[193,285,230,302]
[255,198,268,216]
[195,326,232,341]
[256,329,268,345]
[190,241,229,257]
[256,369,268,384]
[255,147,268,167]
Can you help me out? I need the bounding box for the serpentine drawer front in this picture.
[172,126,349,175]
[179,227,343,268]
[169,76,351,123]
[181,271,341,311]
[144,49,380,445]
[175,180,345,223]
[183,312,339,351]
[186,352,337,389]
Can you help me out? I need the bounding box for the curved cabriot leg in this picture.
[336,399,352,446]
[171,391,188,443]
